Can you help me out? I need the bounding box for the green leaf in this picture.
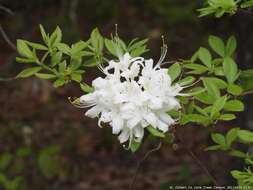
[229,150,247,158]
[147,127,165,138]
[50,26,62,46]
[53,78,65,88]
[56,43,70,55]
[205,145,221,151]
[58,61,67,73]
[80,83,94,93]
[84,58,98,67]
[71,73,82,82]
[203,77,227,89]
[91,28,104,53]
[180,114,210,126]
[241,0,253,8]
[208,35,225,57]
[237,130,253,143]
[211,133,226,146]
[25,41,48,50]
[51,52,62,67]
[198,47,212,68]
[226,128,238,146]
[16,67,42,78]
[104,39,120,57]
[224,100,244,112]
[35,73,56,79]
[227,84,242,96]
[184,63,209,75]
[130,140,141,153]
[211,95,227,118]
[202,77,220,98]
[194,92,214,105]
[17,40,34,58]
[16,57,35,63]
[219,114,236,121]
[223,57,238,83]
[39,24,49,44]
[128,38,148,52]
[226,36,237,56]
[178,76,195,86]
[167,62,181,82]
[130,46,148,57]
[70,41,89,56]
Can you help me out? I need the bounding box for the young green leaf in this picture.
[211,95,227,118]
[227,84,242,96]
[237,130,253,143]
[219,114,236,121]
[53,78,65,88]
[223,57,238,83]
[56,43,70,55]
[211,133,226,147]
[208,35,225,57]
[16,67,42,78]
[226,36,237,56]
[224,100,244,112]
[147,127,165,138]
[39,24,49,44]
[203,77,220,98]
[17,40,34,58]
[198,47,212,68]
[91,28,104,53]
[35,73,56,79]
[178,76,196,86]
[226,128,238,147]
[80,83,94,93]
[71,73,82,82]
[167,62,181,82]
[184,63,209,75]
[130,140,141,153]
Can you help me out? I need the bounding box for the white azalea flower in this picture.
[79,52,183,144]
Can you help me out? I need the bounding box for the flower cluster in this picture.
[79,53,183,144]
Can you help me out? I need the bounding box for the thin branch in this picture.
[186,149,219,187]
[0,24,17,51]
[241,90,253,96]
[0,77,16,82]
[176,133,220,187]
[129,141,162,190]
[0,5,14,15]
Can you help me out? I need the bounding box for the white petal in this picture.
[157,120,169,132]
[112,117,124,134]
[80,93,96,103]
[133,126,144,139]
[127,117,141,129]
[159,113,175,125]
[85,106,101,118]
[118,128,130,143]
[145,113,158,128]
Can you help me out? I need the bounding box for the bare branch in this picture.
[129,141,162,190]
[0,5,14,15]
[0,24,17,51]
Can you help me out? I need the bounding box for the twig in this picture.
[0,24,17,51]
[186,149,219,187]
[129,141,162,190]
[0,77,16,82]
[241,90,253,96]
[0,5,14,15]
[176,133,220,187]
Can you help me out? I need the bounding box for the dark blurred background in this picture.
[0,0,253,190]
